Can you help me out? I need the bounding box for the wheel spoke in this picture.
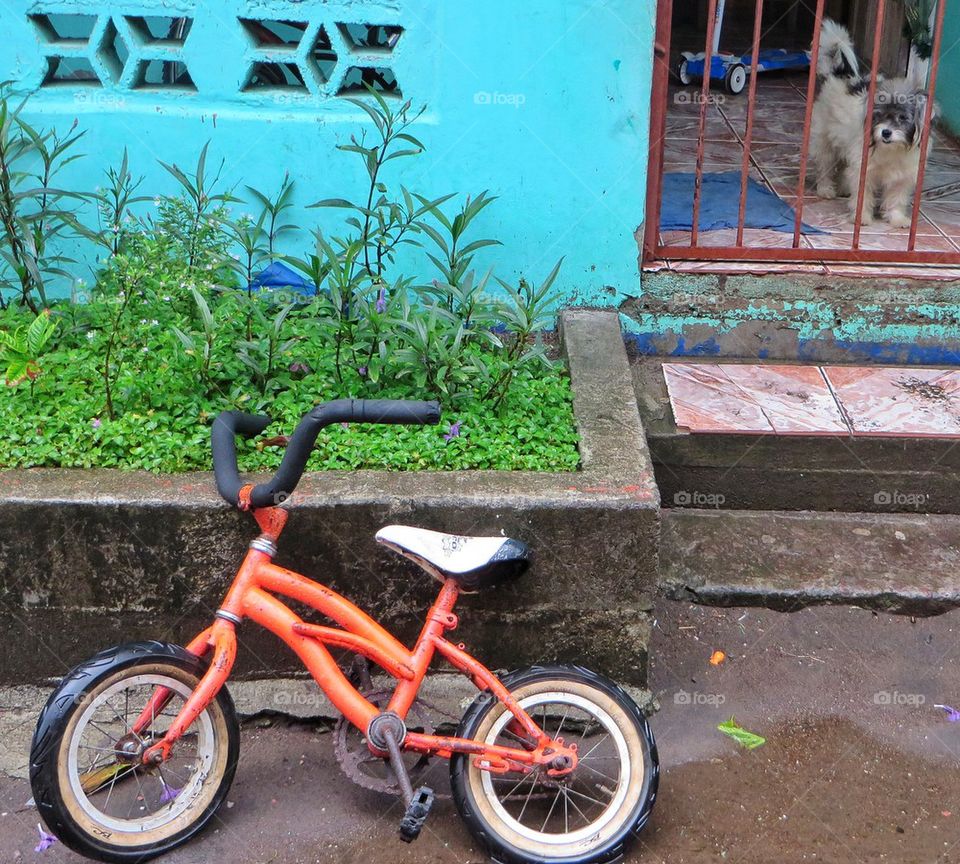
[577,760,619,786]
[539,787,563,833]
[517,772,541,823]
[579,733,611,761]
[562,784,610,809]
[563,786,594,825]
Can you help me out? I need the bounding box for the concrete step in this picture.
[660,508,960,615]
[633,357,960,514]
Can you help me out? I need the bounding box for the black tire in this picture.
[450,665,658,864]
[30,641,240,863]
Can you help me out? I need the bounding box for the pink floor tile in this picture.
[664,363,849,436]
[823,367,960,438]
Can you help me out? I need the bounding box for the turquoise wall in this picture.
[937,1,960,135]
[1,1,657,306]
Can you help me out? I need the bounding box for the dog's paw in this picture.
[816,182,837,199]
[887,211,911,229]
[852,208,875,226]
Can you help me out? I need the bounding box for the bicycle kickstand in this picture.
[381,726,434,843]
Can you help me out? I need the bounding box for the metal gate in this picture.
[643,0,958,267]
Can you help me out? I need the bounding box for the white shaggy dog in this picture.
[810,19,931,227]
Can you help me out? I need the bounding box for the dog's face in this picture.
[873,86,928,148]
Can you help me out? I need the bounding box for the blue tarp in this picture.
[247,261,317,295]
[660,172,824,234]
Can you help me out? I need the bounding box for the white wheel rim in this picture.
[731,67,746,91]
[479,691,631,849]
[66,674,216,833]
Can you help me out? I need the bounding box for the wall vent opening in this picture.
[43,56,100,86]
[131,59,196,91]
[336,23,403,53]
[338,66,401,97]
[126,15,193,46]
[29,13,97,46]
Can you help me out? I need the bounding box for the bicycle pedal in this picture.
[399,786,434,843]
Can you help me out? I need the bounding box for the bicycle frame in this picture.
[139,505,578,775]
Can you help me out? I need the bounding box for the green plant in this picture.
[0,86,85,312]
[309,90,454,292]
[90,149,148,257]
[227,212,268,290]
[485,259,564,408]
[418,191,501,303]
[97,248,151,419]
[158,141,238,272]
[246,174,296,260]
[236,299,299,396]
[0,308,58,388]
[171,286,224,397]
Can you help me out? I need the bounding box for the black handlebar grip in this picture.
[245,399,442,509]
[315,398,442,426]
[211,411,272,506]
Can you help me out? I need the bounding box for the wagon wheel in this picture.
[725,63,747,95]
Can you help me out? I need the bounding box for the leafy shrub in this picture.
[0,88,579,473]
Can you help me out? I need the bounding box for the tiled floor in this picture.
[663,363,960,438]
[655,73,960,278]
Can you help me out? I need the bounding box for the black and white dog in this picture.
[810,19,932,227]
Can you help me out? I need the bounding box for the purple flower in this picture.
[358,366,368,377]
[35,824,57,852]
[443,421,462,442]
[159,782,181,804]
[289,362,310,375]
[375,287,387,314]
[935,704,960,722]
[91,418,102,429]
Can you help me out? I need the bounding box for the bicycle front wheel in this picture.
[450,665,658,864]
[30,641,239,863]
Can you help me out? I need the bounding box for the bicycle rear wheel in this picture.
[30,642,239,863]
[450,665,658,864]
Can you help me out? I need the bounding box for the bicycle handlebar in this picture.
[211,399,442,508]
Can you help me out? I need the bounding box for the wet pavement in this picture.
[3,601,960,863]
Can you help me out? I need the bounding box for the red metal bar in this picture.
[653,243,958,264]
[690,0,720,247]
[642,0,675,262]
[736,0,766,247]
[792,0,827,247]
[852,0,888,247]
[908,0,948,251]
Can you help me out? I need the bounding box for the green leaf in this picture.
[308,198,357,210]
[717,718,766,750]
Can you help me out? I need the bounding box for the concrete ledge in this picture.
[661,508,960,615]
[0,310,659,684]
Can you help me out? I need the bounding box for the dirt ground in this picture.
[3,601,960,863]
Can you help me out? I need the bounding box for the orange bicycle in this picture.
[29,399,658,864]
